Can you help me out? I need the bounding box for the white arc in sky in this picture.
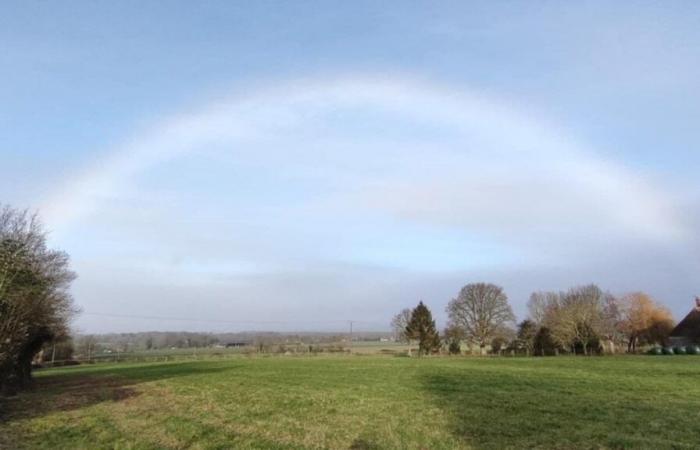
[42,73,687,249]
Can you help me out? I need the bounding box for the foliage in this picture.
[38,339,74,364]
[533,326,558,356]
[443,325,464,355]
[536,285,613,355]
[490,336,508,354]
[529,287,675,355]
[617,292,674,352]
[446,283,515,352]
[406,301,441,355]
[0,205,76,394]
[516,320,538,354]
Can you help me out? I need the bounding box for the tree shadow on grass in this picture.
[421,370,566,450]
[421,367,685,450]
[0,361,237,423]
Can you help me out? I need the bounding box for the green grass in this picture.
[2,356,700,449]
[67,341,411,365]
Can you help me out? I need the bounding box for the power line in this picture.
[81,311,388,328]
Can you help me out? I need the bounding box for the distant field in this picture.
[64,341,412,365]
[2,356,700,449]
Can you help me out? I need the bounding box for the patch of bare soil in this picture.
[1,375,141,422]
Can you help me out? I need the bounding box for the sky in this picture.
[2,1,699,333]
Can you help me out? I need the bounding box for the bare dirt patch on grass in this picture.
[1,375,141,422]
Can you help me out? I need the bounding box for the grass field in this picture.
[2,355,700,449]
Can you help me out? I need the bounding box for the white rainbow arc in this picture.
[41,73,687,244]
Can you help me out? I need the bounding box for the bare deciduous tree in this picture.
[542,285,610,355]
[390,308,412,343]
[447,283,515,354]
[527,291,558,325]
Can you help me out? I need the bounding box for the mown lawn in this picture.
[2,356,700,449]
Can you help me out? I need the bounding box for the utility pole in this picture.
[349,321,354,354]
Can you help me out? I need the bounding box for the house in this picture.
[669,297,700,346]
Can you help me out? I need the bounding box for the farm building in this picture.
[669,297,700,346]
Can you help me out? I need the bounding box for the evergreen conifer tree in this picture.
[406,301,441,355]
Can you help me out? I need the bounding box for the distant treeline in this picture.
[44,331,392,361]
[393,283,675,356]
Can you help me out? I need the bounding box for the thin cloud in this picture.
[39,72,697,332]
[43,73,689,245]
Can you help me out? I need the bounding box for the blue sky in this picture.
[2,1,699,332]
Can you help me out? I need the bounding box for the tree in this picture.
[533,326,558,356]
[527,292,557,325]
[644,308,674,347]
[447,283,515,354]
[516,320,538,355]
[391,308,412,343]
[490,336,508,354]
[75,334,98,360]
[406,301,441,355]
[543,285,608,355]
[443,324,464,355]
[39,337,74,365]
[618,293,674,352]
[599,293,624,353]
[0,205,76,394]
[539,292,571,350]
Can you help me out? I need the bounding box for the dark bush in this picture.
[533,327,558,356]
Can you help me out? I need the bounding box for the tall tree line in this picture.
[0,205,76,394]
[524,285,673,355]
[392,282,675,356]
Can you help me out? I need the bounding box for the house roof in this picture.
[670,297,700,339]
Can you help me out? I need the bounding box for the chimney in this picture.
[695,296,700,310]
